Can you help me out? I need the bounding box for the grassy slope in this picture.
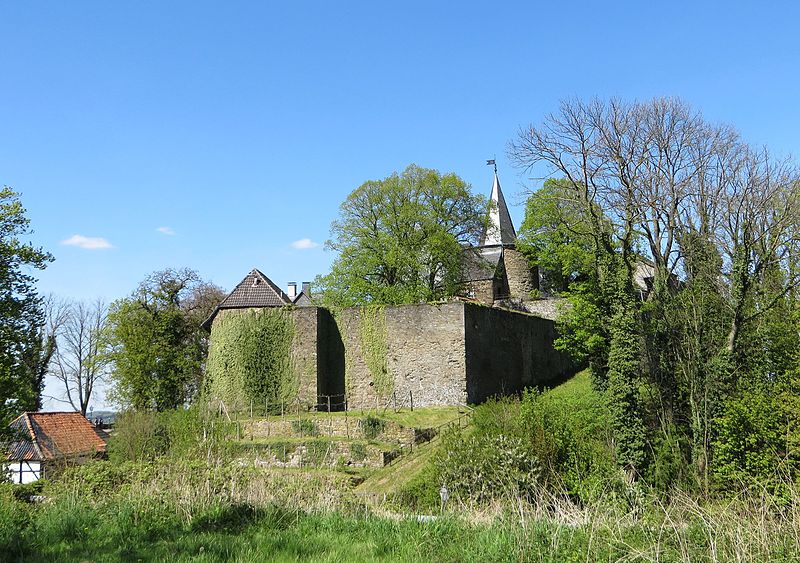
[542,367,592,402]
[355,434,442,496]
[355,370,595,497]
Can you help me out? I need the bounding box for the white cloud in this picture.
[291,238,320,250]
[60,234,114,250]
[156,226,176,236]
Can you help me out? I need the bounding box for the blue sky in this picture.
[2,2,799,408]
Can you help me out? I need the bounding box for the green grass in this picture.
[3,492,800,562]
[248,406,464,430]
[378,406,466,428]
[543,368,592,401]
[356,434,442,496]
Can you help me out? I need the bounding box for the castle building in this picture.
[464,172,538,305]
[201,170,575,411]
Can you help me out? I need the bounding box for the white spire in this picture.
[480,172,517,246]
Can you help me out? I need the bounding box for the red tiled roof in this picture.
[6,412,107,462]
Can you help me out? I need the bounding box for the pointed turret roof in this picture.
[479,173,516,246]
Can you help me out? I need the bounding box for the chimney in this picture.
[287,282,297,300]
[302,281,311,296]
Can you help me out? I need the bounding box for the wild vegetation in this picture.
[512,97,800,494]
[204,309,298,409]
[3,375,800,560]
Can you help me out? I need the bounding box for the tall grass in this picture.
[2,460,800,561]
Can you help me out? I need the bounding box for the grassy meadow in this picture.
[3,371,800,561]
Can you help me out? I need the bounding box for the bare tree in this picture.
[50,299,109,415]
[509,96,800,486]
[716,149,800,356]
[509,97,800,357]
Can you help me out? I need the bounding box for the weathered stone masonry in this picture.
[265,301,575,410]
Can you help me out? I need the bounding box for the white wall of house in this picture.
[4,461,41,484]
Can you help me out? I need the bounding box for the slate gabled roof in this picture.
[463,246,504,282]
[292,291,314,307]
[202,269,292,330]
[6,412,107,462]
[479,173,517,246]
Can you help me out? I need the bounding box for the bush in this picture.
[291,419,318,436]
[471,396,523,436]
[48,460,154,499]
[7,480,45,502]
[713,382,800,492]
[518,378,619,502]
[107,410,169,462]
[361,416,386,440]
[350,442,367,462]
[108,407,233,462]
[434,427,540,504]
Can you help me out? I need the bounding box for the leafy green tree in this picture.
[0,187,53,420]
[316,164,487,306]
[106,268,223,411]
[517,178,597,294]
[22,295,68,411]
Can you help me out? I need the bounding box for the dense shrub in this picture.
[291,418,318,436]
[107,410,169,461]
[108,407,234,463]
[205,309,297,407]
[435,427,540,504]
[713,381,800,492]
[519,379,619,502]
[361,415,386,440]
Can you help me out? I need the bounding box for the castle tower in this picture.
[466,171,537,303]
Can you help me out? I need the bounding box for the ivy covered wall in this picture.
[203,302,574,412]
[335,303,468,409]
[205,308,320,409]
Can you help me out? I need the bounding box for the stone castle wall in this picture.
[211,302,576,410]
[288,307,321,407]
[464,305,573,403]
[335,303,467,410]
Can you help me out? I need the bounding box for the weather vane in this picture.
[486,158,497,174]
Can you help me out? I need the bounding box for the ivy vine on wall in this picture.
[359,306,393,397]
[205,309,298,407]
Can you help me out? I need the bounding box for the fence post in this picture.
[410,390,414,411]
[393,391,397,411]
[250,400,253,419]
[327,395,331,413]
